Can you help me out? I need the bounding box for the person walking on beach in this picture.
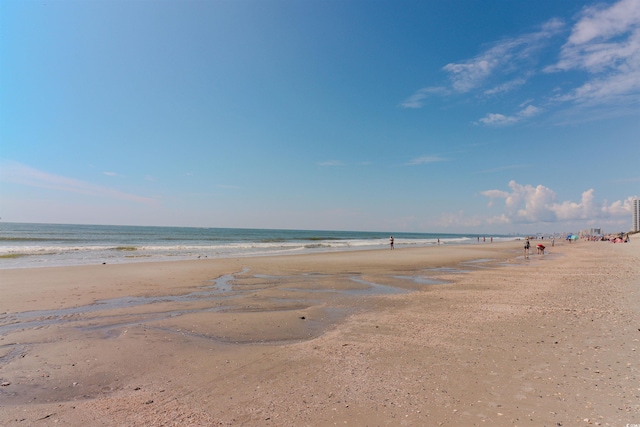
[524,238,530,258]
[389,236,394,250]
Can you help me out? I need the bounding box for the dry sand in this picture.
[0,239,638,426]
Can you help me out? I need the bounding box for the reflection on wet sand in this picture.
[0,256,520,350]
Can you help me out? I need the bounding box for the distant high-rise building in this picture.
[634,198,640,232]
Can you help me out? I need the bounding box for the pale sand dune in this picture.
[1,239,638,426]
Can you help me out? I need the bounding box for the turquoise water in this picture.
[0,222,514,269]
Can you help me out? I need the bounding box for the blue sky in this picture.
[1,0,639,234]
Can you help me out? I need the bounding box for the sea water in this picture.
[0,222,514,269]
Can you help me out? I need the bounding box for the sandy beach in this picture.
[1,239,638,426]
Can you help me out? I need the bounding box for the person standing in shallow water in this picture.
[389,236,394,250]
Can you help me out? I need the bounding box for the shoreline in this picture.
[0,237,521,271]
[1,239,638,426]
[0,221,522,271]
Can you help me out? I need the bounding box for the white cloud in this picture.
[552,68,640,105]
[481,180,634,225]
[568,0,640,46]
[318,160,345,167]
[400,19,562,108]
[443,18,563,93]
[406,155,448,165]
[402,1,640,121]
[602,196,639,215]
[443,59,495,93]
[477,104,542,126]
[552,188,597,220]
[478,113,518,126]
[0,161,155,204]
[519,105,542,117]
[400,87,449,109]
[546,0,640,105]
[483,77,528,95]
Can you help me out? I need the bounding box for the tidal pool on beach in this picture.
[0,270,430,344]
[0,251,530,345]
[0,265,459,346]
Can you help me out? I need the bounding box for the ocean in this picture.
[0,222,513,269]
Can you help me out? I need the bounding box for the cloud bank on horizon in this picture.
[481,180,636,227]
[3,159,635,233]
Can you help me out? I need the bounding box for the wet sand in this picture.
[1,239,638,426]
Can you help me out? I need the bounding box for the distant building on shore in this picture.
[633,198,640,232]
[580,228,602,237]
